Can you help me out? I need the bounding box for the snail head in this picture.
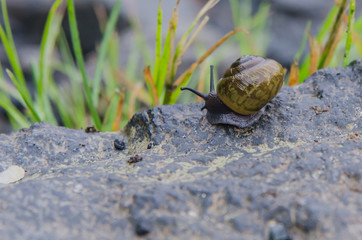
[180,65,231,114]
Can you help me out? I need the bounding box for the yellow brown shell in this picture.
[217,55,284,115]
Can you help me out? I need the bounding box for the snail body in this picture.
[181,55,284,128]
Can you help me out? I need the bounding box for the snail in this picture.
[181,55,284,128]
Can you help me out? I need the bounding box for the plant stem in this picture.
[343,0,355,67]
[318,0,347,69]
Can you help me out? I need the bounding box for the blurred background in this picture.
[0,0,361,133]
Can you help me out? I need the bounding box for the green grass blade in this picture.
[6,69,41,121]
[100,91,121,131]
[107,32,120,70]
[153,0,163,91]
[0,0,26,87]
[251,2,270,54]
[295,21,311,83]
[230,0,250,54]
[0,63,19,126]
[38,0,64,124]
[353,16,362,55]
[58,28,76,65]
[295,21,311,62]
[0,0,34,107]
[67,0,101,129]
[54,63,86,128]
[171,0,218,81]
[299,3,339,82]
[1,29,41,122]
[155,27,171,99]
[317,5,338,41]
[54,30,87,128]
[161,21,177,105]
[128,15,155,104]
[92,0,122,106]
[0,94,30,128]
[0,66,23,104]
[49,83,74,128]
[343,0,355,66]
[1,0,41,123]
[52,32,85,128]
[318,0,347,69]
[126,43,140,79]
[229,0,240,27]
[127,14,154,100]
[128,19,152,67]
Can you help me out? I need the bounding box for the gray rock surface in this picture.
[0,60,361,239]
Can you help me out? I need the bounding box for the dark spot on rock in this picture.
[134,218,153,236]
[114,139,126,151]
[316,90,323,99]
[128,154,143,164]
[84,126,99,133]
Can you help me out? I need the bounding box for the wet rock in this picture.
[0,60,361,239]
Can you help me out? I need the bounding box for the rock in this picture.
[0,61,361,239]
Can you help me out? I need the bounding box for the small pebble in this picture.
[147,142,154,149]
[114,139,126,151]
[0,165,25,184]
[128,154,143,164]
[84,126,99,133]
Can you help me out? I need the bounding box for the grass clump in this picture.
[288,0,359,86]
[0,0,122,130]
[0,0,244,131]
[143,0,244,105]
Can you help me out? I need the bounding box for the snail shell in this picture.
[217,55,284,115]
[181,55,284,128]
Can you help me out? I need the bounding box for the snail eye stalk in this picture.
[209,65,215,93]
[180,65,215,100]
[180,87,207,100]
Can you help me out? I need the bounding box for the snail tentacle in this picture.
[209,65,215,93]
[180,87,207,100]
